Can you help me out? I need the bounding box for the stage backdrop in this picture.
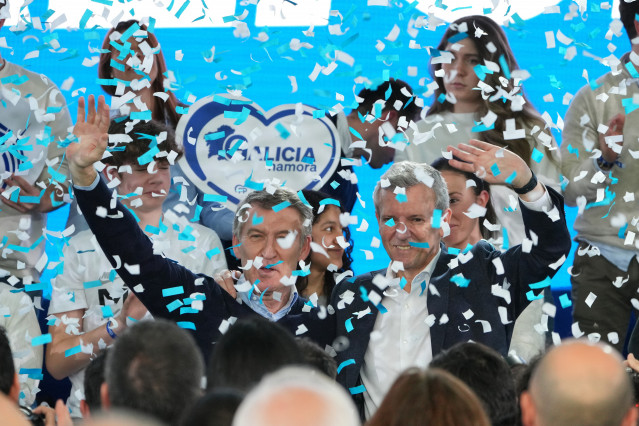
[2,0,626,293]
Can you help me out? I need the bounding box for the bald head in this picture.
[233,367,359,426]
[522,340,636,426]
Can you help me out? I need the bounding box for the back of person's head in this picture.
[430,342,517,426]
[353,78,420,121]
[522,340,637,426]
[207,317,304,392]
[104,119,182,168]
[180,388,244,426]
[104,319,204,426]
[84,409,165,426]
[620,0,639,41]
[367,367,490,426]
[296,337,337,380]
[0,327,14,397]
[83,349,109,416]
[233,366,359,426]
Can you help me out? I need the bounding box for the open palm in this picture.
[67,95,110,181]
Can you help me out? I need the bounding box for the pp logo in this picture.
[176,95,341,206]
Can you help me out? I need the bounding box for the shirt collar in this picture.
[236,274,299,321]
[385,248,442,294]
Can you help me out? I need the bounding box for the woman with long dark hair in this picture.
[296,190,354,306]
[98,19,182,126]
[398,15,560,246]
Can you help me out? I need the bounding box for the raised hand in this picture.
[447,139,534,189]
[67,95,110,186]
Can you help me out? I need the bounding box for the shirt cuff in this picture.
[73,173,100,191]
[519,184,552,212]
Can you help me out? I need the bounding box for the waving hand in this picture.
[67,95,110,186]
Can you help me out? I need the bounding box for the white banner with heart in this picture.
[175,94,341,206]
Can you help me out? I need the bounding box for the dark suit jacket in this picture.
[75,178,335,362]
[330,187,571,413]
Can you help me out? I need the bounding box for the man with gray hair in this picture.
[332,140,572,418]
[64,95,335,362]
[520,340,637,426]
[233,366,360,426]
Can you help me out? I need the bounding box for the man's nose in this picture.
[261,235,278,259]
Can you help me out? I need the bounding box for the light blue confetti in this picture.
[162,286,184,297]
[531,148,544,163]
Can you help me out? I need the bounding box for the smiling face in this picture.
[233,205,311,295]
[440,170,489,250]
[441,38,482,113]
[310,205,344,272]
[377,184,450,282]
[108,161,170,213]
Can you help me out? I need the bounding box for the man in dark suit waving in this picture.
[331,139,571,419]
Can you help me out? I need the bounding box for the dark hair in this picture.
[296,337,337,380]
[98,20,184,127]
[84,349,109,412]
[105,319,204,426]
[366,367,490,426]
[428,15,554,167]
[0,326,14,396]
[296,190,353,300]
[430,342,518,426]
[206,317,303,392]
[430,157,498,241]
[355,78,421,122]
[180,388,244,426]
[104,119,182,167]
[620,1,639,40]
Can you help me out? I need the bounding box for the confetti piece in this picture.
[490,163,501,177]
[31,334,52,347]
[101,306,114,318]
[384,218,395,227]
[162,286,184,297]
[531,148,544,163]
[409,241,429,248]
[585,292,597,307]
[451,274,470,288]
[431,209,442,228]
[349,385,366,395]
[177,322,196,330]
[65,345,82,357]
[273,201,291,212]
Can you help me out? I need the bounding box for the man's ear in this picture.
[383,109,399,127]
[79,400,91,419]
[232,234,241,260]
[103,166,119,182]
[622,405,639,426]
[100,383,111,410]
[9,373,20,404]
[519,391,537,426]
[299,235,311,261]
[439,208,452,238]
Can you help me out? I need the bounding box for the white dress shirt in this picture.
[361,250,441,419]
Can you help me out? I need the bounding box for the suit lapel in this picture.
[429,246,451,356]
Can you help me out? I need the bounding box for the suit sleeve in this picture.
[74,178,232,331]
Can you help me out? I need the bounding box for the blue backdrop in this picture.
[2,0,623,293]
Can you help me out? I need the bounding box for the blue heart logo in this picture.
[176,95,340,206]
